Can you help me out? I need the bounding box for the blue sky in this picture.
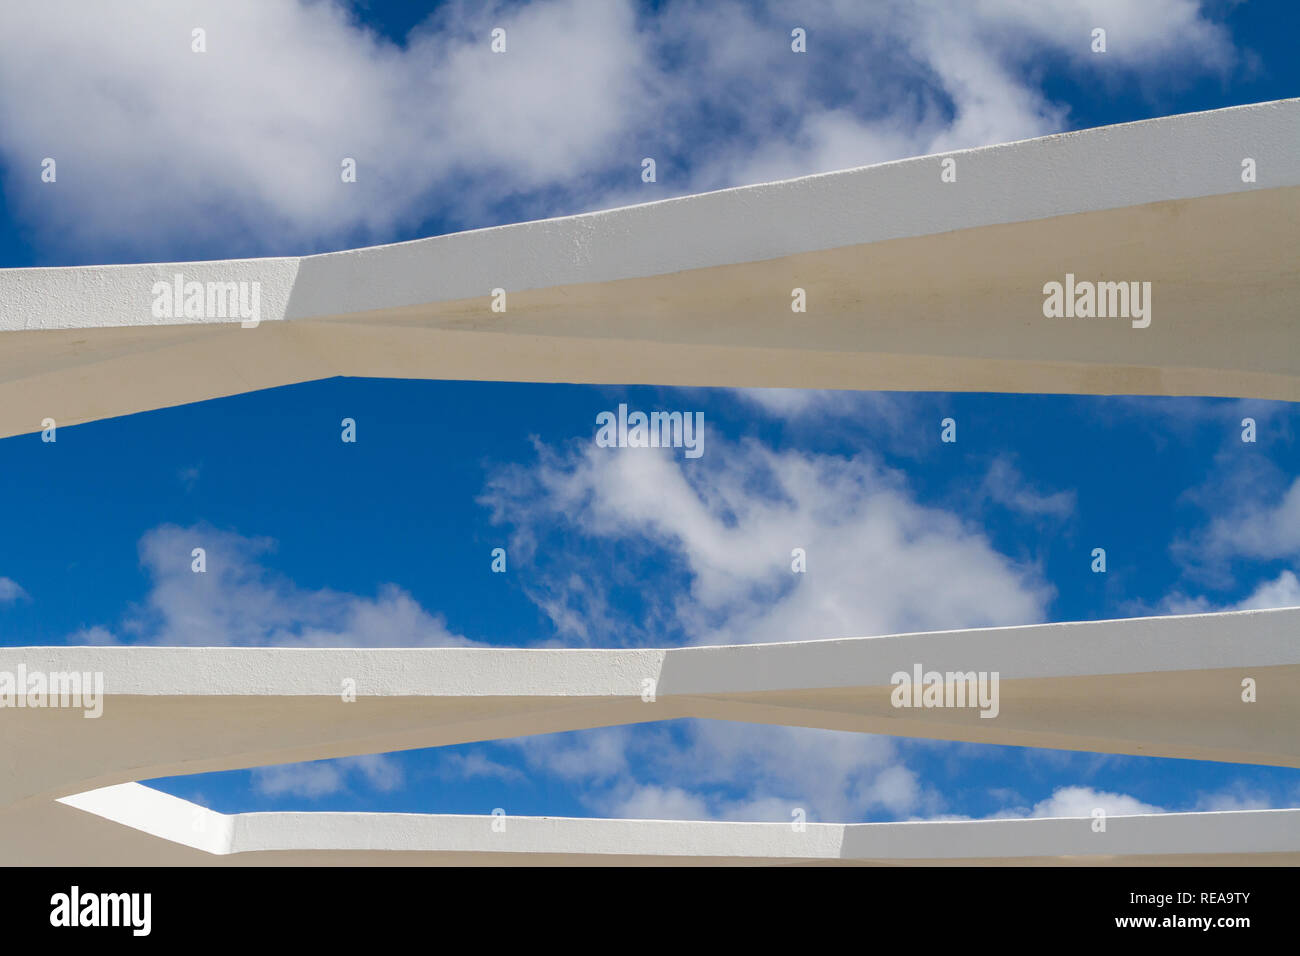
[1,0,1297,823]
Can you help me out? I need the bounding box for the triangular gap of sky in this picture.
[0,1,1296,822]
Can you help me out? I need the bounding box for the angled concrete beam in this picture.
[1,784,1295,866]
[3,607,1296,810]
[1,99,1298,440]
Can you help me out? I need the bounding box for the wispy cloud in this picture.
[981,457,1076,521]
[1162,474,1300,613]
[482,437,1051,646]
[251,754,405,799]
[504,720,930,823]
[77,523,475,647]
[1187,477,1300,566]
[436,752,526,784]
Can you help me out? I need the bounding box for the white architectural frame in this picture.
[2,100,1298,864]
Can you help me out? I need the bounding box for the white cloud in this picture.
[0,0,1238,259]
[1161,464,1300,613]
[482,438,1052,646]
[962,0,1236,73]
[178,466,201,492]
[1193,783,1277,812]
[981,457,1075,520]
[988,784,1163,819]
[1026,785,1162,818]
[250,753,404,799]
[504,719,929,823]
[347,754,405,792]
[729,388,911,429]
[854,764,923,816]
[252,761,345,799]
[607,784,712,822]
[66,626,118,645]
[1163,569,1300,616]
[917,781,1292,821]
[1195,478,1300,564]
[0,577,27,603]
[84,523,474,647]
[1234,570,1300,610]
[508,726,632,783]
[437,752,526,783]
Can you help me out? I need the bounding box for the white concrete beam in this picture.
[1,99,1297,440]
[2,607,1296,812]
